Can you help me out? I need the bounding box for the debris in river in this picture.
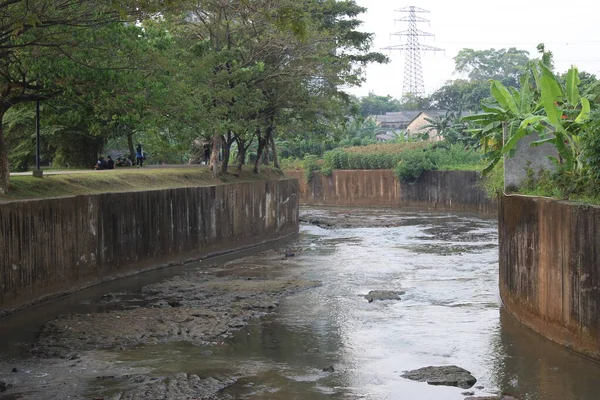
[464,397,518,400]
[364,290,405,302]
[401,365,477,389]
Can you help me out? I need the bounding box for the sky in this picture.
[346,0,600,98]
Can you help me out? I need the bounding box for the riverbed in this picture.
[1,207,600,399]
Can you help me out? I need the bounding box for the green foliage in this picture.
[393,149,436,182]
[279,157,303,170]
[301,154,321,183]
[321,143,481,183]
[356,93,401,117]
[392,144,482,182]
[323,148,405,170]
[581,109,600,183]
[454,48,531,87]
[433,144,483,169]
[520,164,600,204]
[479,160,504,198]
[465,55,591,176]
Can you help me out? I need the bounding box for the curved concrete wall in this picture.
[0,178,299,315]
[499,194,600,360]
[286,170,496,214]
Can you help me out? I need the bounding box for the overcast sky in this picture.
[346,0,600,98]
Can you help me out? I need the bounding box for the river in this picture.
[1,207,600,400]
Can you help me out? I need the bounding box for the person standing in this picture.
[136,144,144,167]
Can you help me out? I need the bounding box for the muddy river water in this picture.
[2,207,600,400]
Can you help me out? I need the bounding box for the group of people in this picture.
[96,145,146,170]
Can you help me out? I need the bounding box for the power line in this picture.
[383,6,443,97]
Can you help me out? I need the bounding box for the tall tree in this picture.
[0,0,188,192]
[454,48,530,88]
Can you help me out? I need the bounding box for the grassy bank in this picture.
[280,142,483,183]
[0,166,285,202]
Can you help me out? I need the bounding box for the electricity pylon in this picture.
[383,6,443,97]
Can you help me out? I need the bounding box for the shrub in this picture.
[582,117,600,184]
[301,154,321,183]
[432,144,482,170]
[279,157,303,170]
[393,149,436,182]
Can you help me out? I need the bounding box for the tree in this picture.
[429,79,490,112]
[357,93,401,116]
[398,94,432,111]
[0,0,190,192]
[454,48,530,88]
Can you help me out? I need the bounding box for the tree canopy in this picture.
[0,0,386,192]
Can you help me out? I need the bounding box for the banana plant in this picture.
[462,61,590,174]
[462,70,542,174]
[532,64,590,171]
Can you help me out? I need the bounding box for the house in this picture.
[368,111,420,141]
[404,110,448,141]
[406,110,473,141]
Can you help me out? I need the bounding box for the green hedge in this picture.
[323,149,404,170]
[283,144,482,184]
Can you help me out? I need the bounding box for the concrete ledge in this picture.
[286,170,496,215]
[499,194,600,360]
[0,178,300,315]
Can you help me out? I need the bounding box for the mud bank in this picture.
[0,177,299,316]
[0,247,318,399]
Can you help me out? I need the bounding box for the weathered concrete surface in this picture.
[286,170,496,214]
[499,194,600,360]
[503,130,555,191]
[0,178,299,315]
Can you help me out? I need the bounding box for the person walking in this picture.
[136,144,144,167]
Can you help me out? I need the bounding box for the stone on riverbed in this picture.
[401,365,477,389]
[364,290,404,302]
[464,397,518,400]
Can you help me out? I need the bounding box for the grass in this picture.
[1,166,285,202]
[343,142,428,155]
[437,163,484,171]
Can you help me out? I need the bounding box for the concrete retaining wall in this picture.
[499,194,600,360]
[0,178,299,315]
[286,170,496,214]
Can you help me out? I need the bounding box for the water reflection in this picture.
[489,307,600,400]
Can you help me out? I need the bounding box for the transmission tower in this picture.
[383,6,443,97]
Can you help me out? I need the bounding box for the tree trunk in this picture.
[253,136,266,174]
[236,140,246,171]
[127,130,135,161]
[0,111,9,194]
[209,132,221,177]
[270,135,280,169]
[220,135,231,175]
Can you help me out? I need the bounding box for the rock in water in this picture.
[364,290,404,303]
[322,366,335,373]
[401,365,477,389]
[464,397,518,400]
